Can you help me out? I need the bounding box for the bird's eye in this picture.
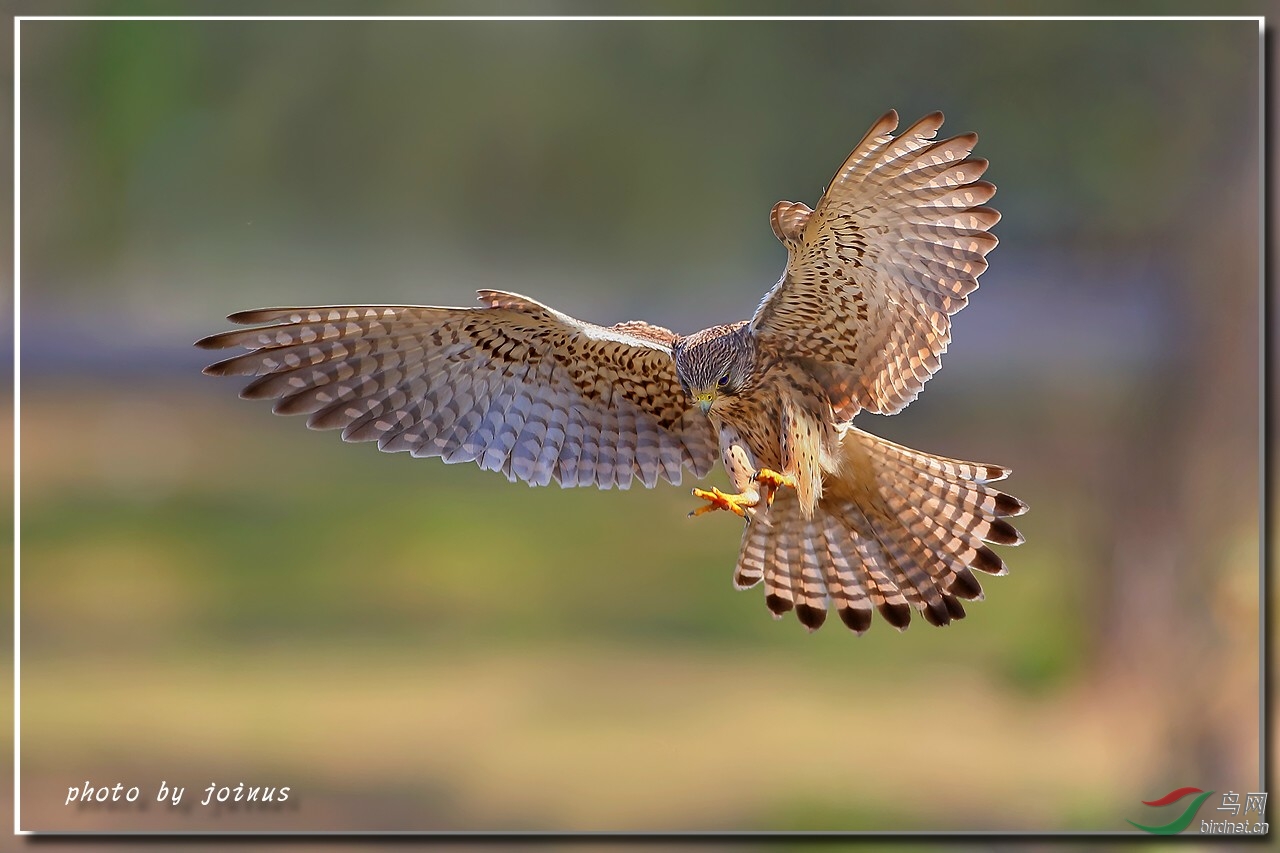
[717,374,731,388]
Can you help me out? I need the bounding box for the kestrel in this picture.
[198,110,1026,634]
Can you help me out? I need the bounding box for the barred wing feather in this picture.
[752,110,1001,418]
[197,290,718,489]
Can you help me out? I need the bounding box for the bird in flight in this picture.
[198,110,1026,635]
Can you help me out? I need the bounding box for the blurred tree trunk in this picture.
[1095,163,1260,793]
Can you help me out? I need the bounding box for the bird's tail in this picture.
[733,426,1027,633]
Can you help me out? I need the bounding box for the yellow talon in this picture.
[753,468,798,507]
[689,487,756,519]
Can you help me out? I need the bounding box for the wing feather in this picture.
[751,110,1000,418]
[198,292,718,489]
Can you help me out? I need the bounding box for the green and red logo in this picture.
[1128,787,1215,834]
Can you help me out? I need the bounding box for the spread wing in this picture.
[751,110,1000,418]
[197,289,718,489]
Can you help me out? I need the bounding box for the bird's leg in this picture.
[689,486,758,519]
[753,468,798,507]
[689,428,763,521]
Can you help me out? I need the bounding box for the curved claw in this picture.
[752,468,798,507]
[689,487,756,520]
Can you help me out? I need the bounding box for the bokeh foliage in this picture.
[17,17,1261,831]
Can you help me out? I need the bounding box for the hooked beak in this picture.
[695,393,715,414]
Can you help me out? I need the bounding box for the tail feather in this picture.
[949,566,986,600]
[880,468,1026,546]
[843,513,914,630]
[864,431,1009,484]
[794,535,828,630]
[818,513,874,634]
[762,514,797,617]
[879,475,1017,583]
[867,431,1027,519]
[867,510,952,626]
[732,426,1024,633]
[734,522,768,590]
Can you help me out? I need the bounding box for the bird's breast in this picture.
[712,393,787,472]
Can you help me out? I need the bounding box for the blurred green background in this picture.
[16,16,1262,832]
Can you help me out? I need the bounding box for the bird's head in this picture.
[673,324,755,415]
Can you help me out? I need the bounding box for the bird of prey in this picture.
[198,109,1026,635]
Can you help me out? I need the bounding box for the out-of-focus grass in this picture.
[26,647,1154,832]
[15,14,1263,836]
[21,386,1077,680]
[14,385,1251,831]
